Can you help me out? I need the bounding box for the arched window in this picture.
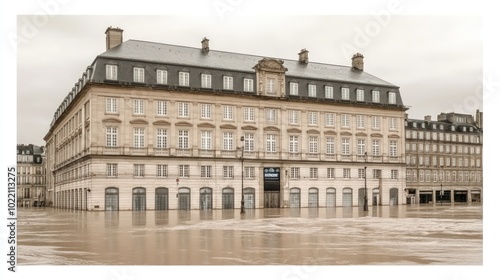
[105,187,119,211]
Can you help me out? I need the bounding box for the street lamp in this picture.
[440,165,443,206]
[364,152,368,211]
[240,136,245,214]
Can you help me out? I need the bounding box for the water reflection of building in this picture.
[404,111,483,204]
[16,144,47,207]
[44,27,408,211]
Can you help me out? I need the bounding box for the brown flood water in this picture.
[18,203,482,265]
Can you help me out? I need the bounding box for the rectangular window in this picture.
[179,72,190,86]
[106,98,117,113]
[201,74,212,88]
[178,130,189,149]
[327,168,335,179]
[289,110,299,125]
[308,84,316,97]
[308,112,318,125]
[156,129,168,149]
[289,135,299,153]
[389,117,398,130]
[357,115,365,129]
[223,166,234,179]
[343,168,351,179]
[157,165,168,178]
[310,168,318,179]
[267,78,276,94]
[391,170,398,180]
[201,165,212,178]
[290,167,300,179]
[341,87,350,100]
[133,67,145,83]
[290,82,299,95]
[326,137,335,154]
[107,163,117,177]
[244,78,254,92]
[341,114,350,128]
[356,89,364,101]
[157,100,168,116]
[372,90,380,103]
[133,128,145,148]
[223,76,233,90]
[309,136,319,154]
[200,104,212,119]
[389,140,397,157]
[244,107,255,121]
[372,116,380,129]
[106,65,117,80]
[133,99,144,115]
[244,133,254,152]
[245,166,255,179]
[223,132,233,150]
[372,139,380,156]
[106,127,118,147]
[157,69,168,84]
[133,164,145,177]
[357,139,366,155]
[373,169,382,179]
[388,91,396,104]
[325,113,335,127]
[341,138,350,155]
[200,131,212,150]
[325,86,334,99]
[178,102,189,117]
[358,168,365,179]
[266,108,277,124]
[223,105,234,120]
[266,134,277,152]
[179,165,189,178]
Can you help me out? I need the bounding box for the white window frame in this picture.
[106,65,117,80]
[178,130,189,149]
[325,86,334,99]
[156,128,168,149]
[357,139,366,155]
[222,132,234,151]
[308,136,319,154]
[327,168,335,179]
[201,74,212,88]
[157,69,168,84]
[310,168,318,179]
[388,91,397,104]
[156,100,168,116]
[266,134,277,152]
[106,97,118,113]
[325,113,335,127]
[290,167,300,179]
[289,110,299,125]
[133,128,145,148]
[308,112,318,125]
[157,164,168,178]
[178,102,189,117]
[133,67,145,83]
[223,166,234,179]
[200,104,212,119]
[133,164,145,177]
[223,105,234,120]
[107,163,117,177]
[356,115,365,129]
[341,87,350,100]
[200,165,212,178]
[372,139,380,156]
[106,127,118,147]
[133,99,144,115]
[179,165,190,178]
[223,76,233,90]
[308,84,316,97]
[289,135,299,153]
[267,77,276,94]
[200,131,212,150]
[341,138,350,155]
[356,89,364,101]
[372,90,380,103]
[244,107,255,122]
[341,114,350,128]
[343,168,351,179]
[179,71,190,86]
[266,108,277,124]
[244,78,254,92]
[290,82,299,96]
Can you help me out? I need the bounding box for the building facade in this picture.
[16,144,47,207]
[404,112,483,204]
[44,27,408,211]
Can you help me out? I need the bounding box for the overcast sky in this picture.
[14,12,484,146]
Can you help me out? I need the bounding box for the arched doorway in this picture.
[155,187,168,210]
[389,188,399,205]
[222,187,234,209]
[342,188,353,207]
[308,188,318,208]
[289,188,301,208]
[243,187,255,209]
[105,187,119,211]
[326,187,336,207]
[178,187,190,210]
[200,187,212,210]
[132,187,146,211]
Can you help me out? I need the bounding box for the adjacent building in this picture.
[44,27,408,211]
[404,111,483,204]
[16,144,47,207]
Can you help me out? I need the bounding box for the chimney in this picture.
[424,115,432,123]
[298,48,309,64]
[351,53,364,71]
[105,26,123,50]
[201,37,209,54]
[475,109,483,129]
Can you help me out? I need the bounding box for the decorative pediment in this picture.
[287,128,302,134]
[324,130,337,135]
[153,120,171,126]
[198,122,216,128]
[129,119,148,125]
[306,129,320,134]
[355,132,368,137]
[263,126,280,132]
[220,124,237,129]
[388,134,400,139]
[253,58,288,73]
[102,117,121,124]
[175,121,193,127]
[371,133,383,138]
[241,125,258,131]
[340,131,352,136]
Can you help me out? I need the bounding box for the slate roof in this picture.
[97,39,398,88]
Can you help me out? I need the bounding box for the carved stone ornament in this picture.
[253,58,288,72]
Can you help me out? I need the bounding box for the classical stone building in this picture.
[404,111,483,204]
[44,27,407,211]
[16,144,47,207]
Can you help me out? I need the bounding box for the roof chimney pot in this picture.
[105,26,123,50]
